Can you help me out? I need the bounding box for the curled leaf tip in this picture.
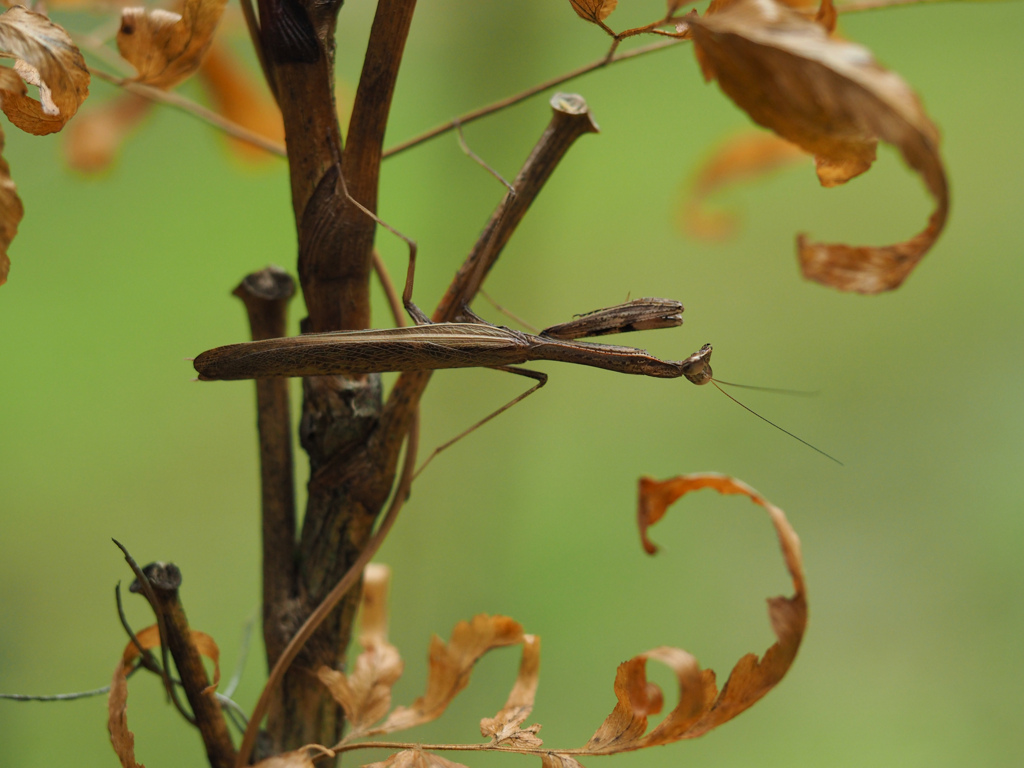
[578,473,809,746]
[690,0,949,293]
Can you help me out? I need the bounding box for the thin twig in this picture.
[0,664,148,702]
[223,613,256,699]
[235,412,421,768]
[214,693,250,732]
[89,68,287,157]
[115,583,164,677]
[0,684,113,702]
[382,38,684,159]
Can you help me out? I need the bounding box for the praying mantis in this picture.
[193,296,840,464]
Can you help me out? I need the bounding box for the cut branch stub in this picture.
[233,266,298,668]
[688,0,948,293]
[129,562,237,768]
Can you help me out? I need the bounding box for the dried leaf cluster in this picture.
[170,476,800,768]
[572,0,948,293]
[0,5,90,284]
[0,0,273,283]
[1,0,949,292]
[106,476,807,768]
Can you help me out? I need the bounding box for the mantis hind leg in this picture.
[413,366,547,479]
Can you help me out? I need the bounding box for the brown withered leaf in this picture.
[318,564,404,737]
[108,624,222,768]
[117,0,228,90]
[253,745,335,768]
[363,750,469,768]
[378,614,525,734]
[66,39,282,172]
[680,130,808,240]
[688,0,949,293]
[582,646,708,752]
[815,0,837,34]
[480,634,543,747]
[541,754,586,768]
[0,6,90,135]
[109,625,159,768]
[720,0,836,32]
[569,0,619,24]
[534,473,806,764]
[0,126,22,286]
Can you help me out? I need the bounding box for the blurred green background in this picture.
[2,2,1022,766]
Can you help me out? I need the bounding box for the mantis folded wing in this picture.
[193,299,711,384]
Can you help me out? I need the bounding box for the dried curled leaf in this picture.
[108,624,222,768]
[0,126,21,286]
[322,566,542,746]
[318,564,404,737]
[117,0,228,89]
[253,745,335,768]
[635,474,804,734]
[689,0,949,293]
[378,614,525,734]
[569,0,619,24]
[537,473,807,765]
[363,750,470,768]
[65,40,282,172]
[680,130,808,240]
[540,755,586,768]
[0,6,90,135]
[583,646,706,752]
[480,634,543,747]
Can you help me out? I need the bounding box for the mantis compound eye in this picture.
[681,343,714,385]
